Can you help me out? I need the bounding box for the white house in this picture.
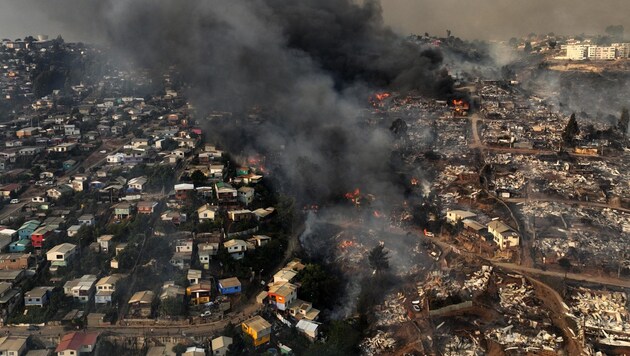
[198,243,219,269]
[95,274,125,304]
[296,320,320,340]
[96,235,114,253]
[106,152,125,164]
[488,220,520,250]
[67,225,82,237]
[46,243,77,267]
[63,275,97,302]
[127,176,147,191]
[211,336,233,356]
[446,210,477,224]
[223,239,247,260]
[197,204,218,221]
[78,214,95,226]
[0,336,27,356]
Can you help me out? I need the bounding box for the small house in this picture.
[78,214,95,226]
[241,316,271,346]
[63,275,97,303]
[267,282,298,311]
[128,290,155,318]
[174,183,195,200]
[24,286,54,307]
[46,243,77,267]
[96,235,114,253]
[223,239,247,260]
[197,204,218,221]
[218,277,241,295]
[55,332,100,356]
[211,336,233,356]
[237,187,255,206]
[137,201,158,214]
[488,220,520,250]
[113,202,134,219]
[186,283,212,305]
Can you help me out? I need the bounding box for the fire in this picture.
[344,188,361,206]
[340,240,355,249]
[373,210,383,218]
[452,99,470,111]
[345,188,360,200]
[374,93,391,101]
[410,177,420,186]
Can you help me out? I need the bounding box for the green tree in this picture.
[190,170,206,186]
[304,320,360,356]
[368,245,390,272]
[524,41,532,52]
[159,297,185,317]
[296,264,340,309]
[562,113,580,147]
[618,107,629,136]
[160,138,179,151]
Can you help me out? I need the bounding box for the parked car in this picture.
[200,311,212,318]
[27,325,39,331]
[9,199,19,204]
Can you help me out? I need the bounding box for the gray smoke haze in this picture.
[3,1,630,42]
[382,0,630,40]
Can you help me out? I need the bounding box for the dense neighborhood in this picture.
[0,15,629,356]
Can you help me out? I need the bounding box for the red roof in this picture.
[0,183,21,192]
[55,331,99,352]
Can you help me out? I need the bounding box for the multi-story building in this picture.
[587,46,616,60]
[566,44,588,60]
[612,42,630,58]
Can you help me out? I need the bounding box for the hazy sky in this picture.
[0,0,629,41]
[382,0,630,40]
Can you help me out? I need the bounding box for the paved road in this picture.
[494,262,630,289]
[394,226,630,289]
[469,113,483,148]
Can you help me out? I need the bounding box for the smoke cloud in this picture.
[19,0,455,203]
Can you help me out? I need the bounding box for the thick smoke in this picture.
[22,0,456,317]
[30,0,453,202]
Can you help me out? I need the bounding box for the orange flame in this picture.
[452,99,470,110]
[373,210,383,218]
[375,93,391,101]
[340,240,355,249]
[344,188,360,200]
[410,177,420,186]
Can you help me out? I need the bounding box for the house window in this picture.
[57,254,63,259]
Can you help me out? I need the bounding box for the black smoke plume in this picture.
[31,0,454,202]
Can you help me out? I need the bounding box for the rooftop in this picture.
[47,243,77,255]
[218,277,241,289]
[242,315,271,334]
[55,332,99,352]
